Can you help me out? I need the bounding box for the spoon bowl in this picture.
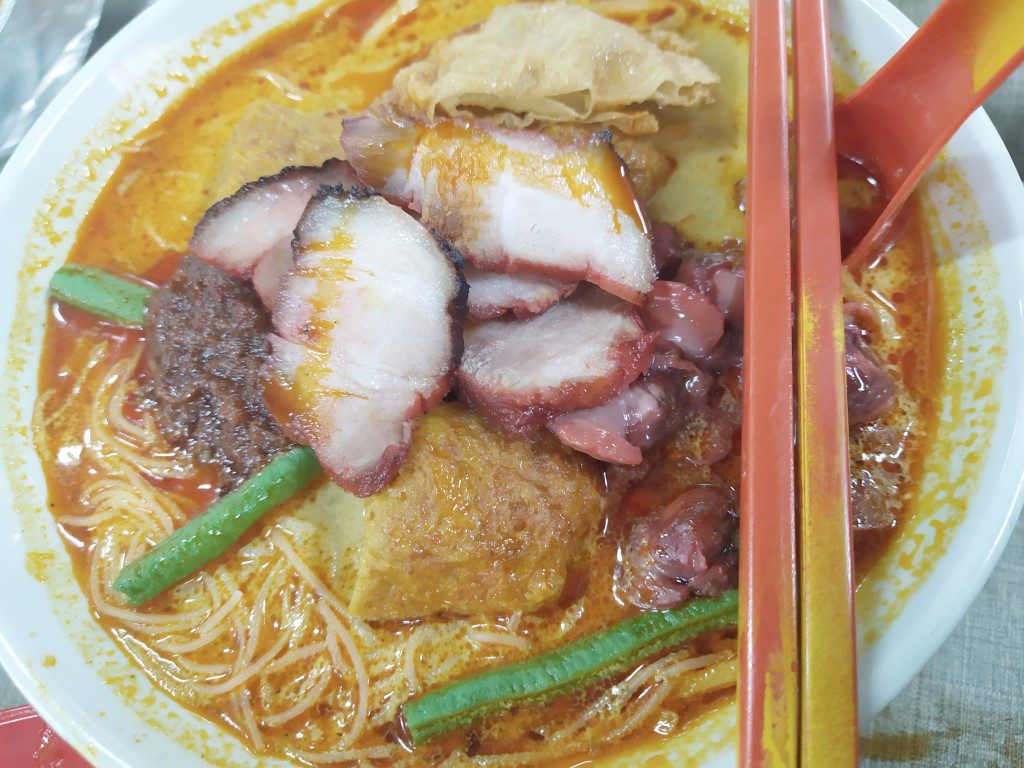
[836,0,1024,268]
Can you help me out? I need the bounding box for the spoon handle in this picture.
[837,0,1024,268]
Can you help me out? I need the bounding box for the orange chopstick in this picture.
[738,0,799,764]
[793,0,859,764]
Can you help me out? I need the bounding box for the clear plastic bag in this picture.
[0,0,106,162]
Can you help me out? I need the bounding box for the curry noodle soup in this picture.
[32,1,939,765]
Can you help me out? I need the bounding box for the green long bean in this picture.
[403,588,739,743]
[114,446,322,605]
[48,264,153,327]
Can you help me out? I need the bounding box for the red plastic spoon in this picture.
[836,0,1024,269]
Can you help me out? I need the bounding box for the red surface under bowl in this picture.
[0,706,90,767]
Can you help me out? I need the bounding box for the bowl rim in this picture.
[0,0,1022,765]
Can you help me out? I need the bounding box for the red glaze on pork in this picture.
[620,487,738,610]
[457,287,656,437]
[342,116,656,304]
[191,160,356,302]
[263,187,465,497]
[464,266,577,320]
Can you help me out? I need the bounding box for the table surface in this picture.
[1,0,1022,766]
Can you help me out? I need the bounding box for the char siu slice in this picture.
[263,187,464,497]
[342,116,655,303]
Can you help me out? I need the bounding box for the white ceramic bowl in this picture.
[0,1,1021,766]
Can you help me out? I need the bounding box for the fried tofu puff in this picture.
[348,403,603,619]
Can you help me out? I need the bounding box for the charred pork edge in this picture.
[190,158,350,251]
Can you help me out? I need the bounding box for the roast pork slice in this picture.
[456,287,656,437]
[342,116,656,303]
[464,266,576,320]
[263,187,464,497]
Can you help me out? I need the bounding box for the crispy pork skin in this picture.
[263,187,464,497]
[456,287,656,437]
[342,117,656,303]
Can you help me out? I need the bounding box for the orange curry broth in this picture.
[33,0,939,764]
